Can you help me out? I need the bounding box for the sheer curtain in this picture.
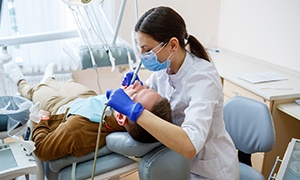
[0,0,115,74]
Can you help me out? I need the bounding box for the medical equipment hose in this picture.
[91,103,109,179]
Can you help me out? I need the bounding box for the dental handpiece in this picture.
[130,61,142,85]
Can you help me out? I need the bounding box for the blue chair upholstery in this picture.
[106,132,162,157]
[138,145,191,180]
[39,133,155,180]
[238,162,265,180]
[107,132,191,180]
[223,96,276,180]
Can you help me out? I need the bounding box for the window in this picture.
[0,0,115,74]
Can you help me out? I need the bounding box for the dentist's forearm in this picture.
[137,110,196,159]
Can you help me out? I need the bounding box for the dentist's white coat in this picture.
[146,52,239,179]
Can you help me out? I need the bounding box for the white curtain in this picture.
[0,0,115,74]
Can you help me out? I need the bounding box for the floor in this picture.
[115,171,139,180]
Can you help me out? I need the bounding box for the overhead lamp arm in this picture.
[0,30,79,47]
[62,0,94,6]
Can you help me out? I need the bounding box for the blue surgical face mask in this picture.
[139,42,172,71]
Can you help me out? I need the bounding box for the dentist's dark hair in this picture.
[135,6,210,62]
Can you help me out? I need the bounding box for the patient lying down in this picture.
[9,63,172,161]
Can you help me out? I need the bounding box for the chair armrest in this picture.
[48,146,111,172]
[106,132,162,157]
[138,146,191,180]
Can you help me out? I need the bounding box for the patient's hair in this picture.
[126,98,172,143]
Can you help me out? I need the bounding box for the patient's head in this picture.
[114,81,172,143]
[125,97,171,143]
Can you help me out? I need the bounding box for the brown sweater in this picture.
[32,113,125,161]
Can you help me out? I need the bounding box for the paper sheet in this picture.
[238,72,288,84]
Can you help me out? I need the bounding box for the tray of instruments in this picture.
[276,138,300,179]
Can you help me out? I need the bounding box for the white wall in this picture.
[115,1,300,74]
[218,0,300,73]
[115,0,221,49]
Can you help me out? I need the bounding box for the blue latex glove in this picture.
[106,89,114,100]
[106,88,144,122]
[122,71,143,86]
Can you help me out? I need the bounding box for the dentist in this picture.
[107,6,239,179]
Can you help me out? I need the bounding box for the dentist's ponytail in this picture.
[186,34,210,62]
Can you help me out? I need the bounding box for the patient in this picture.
[5,63,172,161]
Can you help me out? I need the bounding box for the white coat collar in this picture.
[168,52,195,86]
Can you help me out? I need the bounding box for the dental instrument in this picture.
[106,60,141,119]
[130,61,142,85]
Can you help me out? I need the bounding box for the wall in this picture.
[115,1,299,74]
[115,0,221,50]
[218,0,300,73]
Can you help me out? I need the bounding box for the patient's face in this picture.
[124,81,161,110]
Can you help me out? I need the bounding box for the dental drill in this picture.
[130,61,142,85]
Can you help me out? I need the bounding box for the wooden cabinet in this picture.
[265,99,300,178]
[223,79,272,108]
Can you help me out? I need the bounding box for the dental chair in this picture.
[34,131,191,180]
[223,96,276,180]
[30,70,191,179]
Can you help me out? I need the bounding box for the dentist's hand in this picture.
[106,88,144,122]
[122,71,143,87]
